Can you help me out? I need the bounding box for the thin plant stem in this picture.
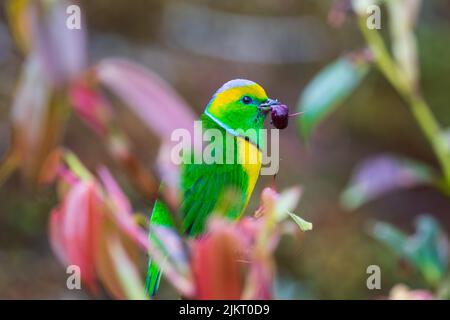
[358,19,450,190]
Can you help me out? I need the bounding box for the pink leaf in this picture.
[8,54,67,182]
[11,55,50,163]
[95,58,196,140]
[341,154,435,209]
[48,204,68,265]
[29,0,87,85]
[97,166,132,214]
[69,80,112,135]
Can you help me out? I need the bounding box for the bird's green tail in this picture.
[146,199,174,297]
[145,259,161,297]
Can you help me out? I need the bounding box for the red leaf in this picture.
[49,180,103,294]
[191,219,244,299]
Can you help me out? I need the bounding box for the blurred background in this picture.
[1,0,450,299]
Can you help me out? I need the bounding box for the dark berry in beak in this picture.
[271,104,289,129]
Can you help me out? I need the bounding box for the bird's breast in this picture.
[236,136,262,207]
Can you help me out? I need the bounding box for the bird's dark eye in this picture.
[242,96,252,105]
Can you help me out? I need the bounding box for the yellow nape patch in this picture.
[237,136,262,212]
[208,84,268,115]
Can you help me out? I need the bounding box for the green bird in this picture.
[146,79,287,296]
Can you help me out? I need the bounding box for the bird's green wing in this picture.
[146,199,172,296]
[180,161,249,236]
[146,162,249,296]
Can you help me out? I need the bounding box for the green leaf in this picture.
[108,235,148,300]
[386,0,421,88]
[6,0,32,53]
[371,222,408,256]
[64,152,93,181]
[287,212,313,232]
[371,215,449,286]
[405,215,449,286]
[274,187,302,221]
[298,56,369,139]
[439,128,450,153]
[352,0,383,15]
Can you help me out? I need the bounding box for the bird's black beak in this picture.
[258,98,280,112]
